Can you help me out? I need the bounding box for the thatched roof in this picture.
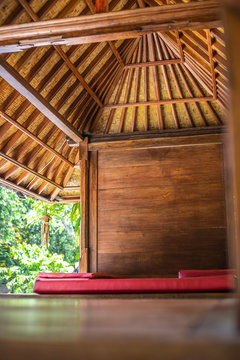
[0,0,227,202]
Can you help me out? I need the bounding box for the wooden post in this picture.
[223,0,240,328]
[79,138,89,273]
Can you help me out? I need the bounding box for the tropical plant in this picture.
[0,186,81,293]
[0,240,73,293]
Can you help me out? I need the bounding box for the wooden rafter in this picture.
[158,31,223,102]
[175,30,184,62]
[162,28,227,105]
[25,142,71,193]
[89,37,141,132]
[0,150,63,190]
[119,46,138,132]
[58,197,81,203]
[0,0,227,152]
[143,35,148,130]
[0,57,83,143]
[125,58,182,68]
[105,97,214,109]
[148,33,163,129]
[0,1,222,53]
[17,0,103,108]
[158,36,179,127]
[0,176,50,202]
[206,29,217,100]
[0,1,102,161]
[84,0,124,68]
[0,111,74,168]
[131,38,142,132]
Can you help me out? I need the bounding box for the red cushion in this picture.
[33,275,235,294]
[37,272,121,279]
[178,269,235,279]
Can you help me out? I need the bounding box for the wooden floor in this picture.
[1,295,240,360]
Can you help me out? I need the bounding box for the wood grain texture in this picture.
[96,142,227,277]
[79,140,89,273]
[0,57,83,143]
[0,297,239,360]
[223,0,240,325]
[89,151,98,272]
[0,1,222,50]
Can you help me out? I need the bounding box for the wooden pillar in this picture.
[224,0,240,327]
[79,138,89,273]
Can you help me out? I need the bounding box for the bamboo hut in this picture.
[1,0,240,359]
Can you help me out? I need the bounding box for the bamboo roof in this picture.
[0,0,228,202]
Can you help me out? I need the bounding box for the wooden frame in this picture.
[79,139,89,272]
[0,1,222,52]
[223,0,240,327]
[0,57,83,143]
[89,151,98,272]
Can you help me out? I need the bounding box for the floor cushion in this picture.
[37,272,121,279]
[33,274,235,294]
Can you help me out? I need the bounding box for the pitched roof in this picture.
[0,0,228,202]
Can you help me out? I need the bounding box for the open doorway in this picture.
[0,186,80,293]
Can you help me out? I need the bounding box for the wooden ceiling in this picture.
[0,0,228,202]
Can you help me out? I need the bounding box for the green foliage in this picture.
[28,200,79,264]
[70,203,81,240]
[0,240,73,293]
[0,186,80,293]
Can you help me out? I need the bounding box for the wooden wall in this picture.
[88,134,228,277]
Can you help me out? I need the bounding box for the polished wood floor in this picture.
[0,295,240,360]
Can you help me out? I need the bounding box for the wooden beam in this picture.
[125,58,182,68]
[79,139,89,273]
[223,0,240,329]
[175,30,184,62]
[0,150,64,190]
[0,57,83,143]
[105,96,214,109]
[108,41,124,68]
[17,0,103,108]
[84,0,124,68]
[0,1,222,51]
[87,129,222,151]
[206,29,217,100]
[0,110,74,168]
[0,176,50,202]
[89,151,98,272]
[64,186,80,191]
[57,197,81,203]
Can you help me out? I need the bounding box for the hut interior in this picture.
[1,0,240,359]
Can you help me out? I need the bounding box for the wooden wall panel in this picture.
[96,142,227,277]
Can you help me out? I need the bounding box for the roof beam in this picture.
[125,58,182,68]
[17,0,103,108]
[0,150,64,190]
[85,0,124,68]
[0,176,51,202]
[206,29,217,100]
[105,96,214,109]
[0,1,222,51]
[0,57,83,143]
[0,110,74,168]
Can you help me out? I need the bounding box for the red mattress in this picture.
[33,273,235,294]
